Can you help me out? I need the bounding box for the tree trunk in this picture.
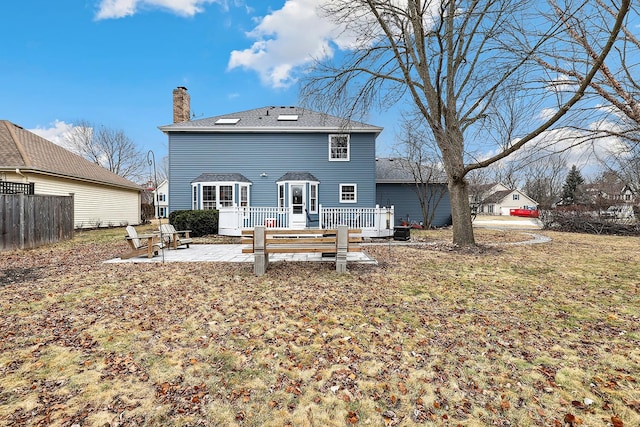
[448,178,475,246]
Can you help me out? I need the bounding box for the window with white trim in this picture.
[309,184,318,213]
[202,185,217,210]
[278,184,285,208]
[329,134,350,161]
[513,194,520,201]
[192,186,198,210]
[240,185,249,207]
[219,185,233,207]
[340,184,357,203]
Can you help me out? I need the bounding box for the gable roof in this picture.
[0,120,140,190]
[159,106,383,135]
[482,189,513,204]
[376,158,447,184]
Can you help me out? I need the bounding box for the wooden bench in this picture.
[242,225,362,275]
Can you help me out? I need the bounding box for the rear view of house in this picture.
[160,87,393,236]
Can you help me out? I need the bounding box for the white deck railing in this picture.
[219,205,394,237]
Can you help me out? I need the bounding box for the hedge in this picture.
[168,210,218,237]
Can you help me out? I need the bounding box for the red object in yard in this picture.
[510,209,539,218]
[264,218,277,227]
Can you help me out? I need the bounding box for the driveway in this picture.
[473,215,543,229]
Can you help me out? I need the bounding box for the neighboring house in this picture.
[583,181,636,205]
[471,183,538,215]
[375,157,451,227]
[152,179,169,218]
[160,87,391,236]
[0,120,142,229]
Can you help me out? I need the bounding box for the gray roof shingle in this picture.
[191,173,252,183]
[159,106,383,134]
[376,158,447,183]
[0,120,141,190]
[276,172,320,182]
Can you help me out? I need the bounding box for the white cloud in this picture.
[546,73,579,93]
[30,120,76,151]
[227,0,349,88]
[538,107,557,121]
[95,0,221,19]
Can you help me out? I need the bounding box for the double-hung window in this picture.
[192,178,251,210]
[240,185,249,207]
[329,134,350,161]
[309,184,318,213]
[278,184,285,208]
[340,184,357,203]
[219,185,233,207]
[202,186,217,210]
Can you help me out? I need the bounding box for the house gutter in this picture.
[158,125,384,136]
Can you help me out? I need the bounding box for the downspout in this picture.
[15,168,28,182]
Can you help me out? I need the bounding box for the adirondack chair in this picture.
[159,223,193,249]
[121,225,164,259]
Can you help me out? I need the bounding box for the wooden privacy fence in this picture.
[0,194,74,251]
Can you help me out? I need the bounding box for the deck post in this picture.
[253,226,268,275]
[336,225,348,273]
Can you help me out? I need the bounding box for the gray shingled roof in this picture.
[159,106,383,134]
[482,189,513,204]
[376,158,447,183]
[276,172,320,182]
[191,173,252,183]
[0,120,141,190]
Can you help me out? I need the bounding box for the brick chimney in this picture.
[172,86,190,123]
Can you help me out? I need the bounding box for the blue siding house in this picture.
[375,158,451,228]
[160,87,392,236]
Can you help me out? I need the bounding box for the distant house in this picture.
[160,87,392,237]
[153,179,169,218]
[0,120,142,228]
[375,157,451,227]
[583,178,636,206]
[471,183,538,215]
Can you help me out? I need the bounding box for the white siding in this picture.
[6,172,140,228]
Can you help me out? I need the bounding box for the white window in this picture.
[513,194,520,201]
[278,184,285,208]
[329,134,350,161]
[340,184,357,203]
[192,182,250,210]
[192,186,198,210]
[202,185,217,210]
[309,184,318,213]
[240,185,249,207]
[219,185,233,207]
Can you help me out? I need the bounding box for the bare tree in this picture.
[394,117,448,228]
[521,154,568,208]
[64,120,147,183]
[302,0,629,245]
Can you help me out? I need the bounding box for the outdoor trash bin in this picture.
[394,226,411,241]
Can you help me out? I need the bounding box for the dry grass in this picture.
[1,226,639,426]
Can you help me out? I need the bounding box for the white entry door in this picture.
[290,184,306,229]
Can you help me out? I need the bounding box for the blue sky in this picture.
[1,0,633,182]
[0,0,398,165]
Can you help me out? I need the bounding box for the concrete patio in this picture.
[105,244,378,265]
